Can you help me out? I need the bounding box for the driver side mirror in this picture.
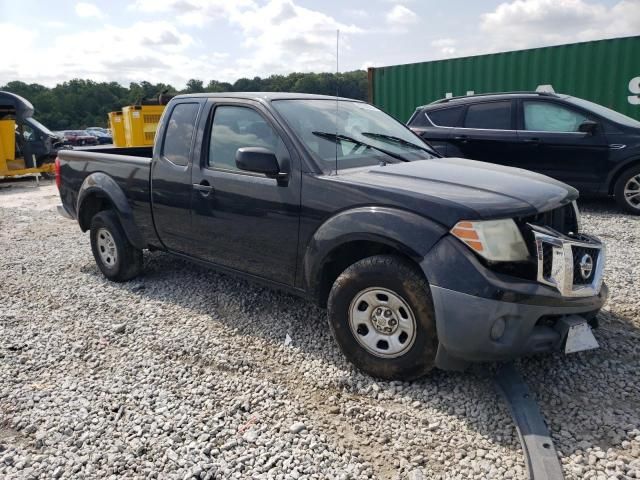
[236,147,279,175]
[578,120,598,135]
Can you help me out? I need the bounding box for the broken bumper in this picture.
[420,236,608,371]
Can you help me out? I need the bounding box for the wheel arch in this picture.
[607,156,640,195]
[77,172,146,249]
[303,206,447,307]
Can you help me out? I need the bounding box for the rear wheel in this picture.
[327,255,438,380]
[614,165,640,214]
[90,210,142,282]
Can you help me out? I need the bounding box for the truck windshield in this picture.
[272,99,437,171]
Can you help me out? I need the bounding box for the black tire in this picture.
[327,255,438,380]
[89,210,143,282]
[613,164,640,215]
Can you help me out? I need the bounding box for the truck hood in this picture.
[340,158,577,225]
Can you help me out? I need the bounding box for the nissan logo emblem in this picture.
[579,253,594,280]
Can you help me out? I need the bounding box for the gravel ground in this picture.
[1,179,639,479]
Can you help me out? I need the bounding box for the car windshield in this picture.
[271,99,437,171]
[564,96,640,128]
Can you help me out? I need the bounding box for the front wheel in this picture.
[613,165,640,215]
[327,255,438,380]
[90,210,143,282]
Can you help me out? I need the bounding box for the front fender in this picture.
[77,172,146,249]
[303,206,447,293]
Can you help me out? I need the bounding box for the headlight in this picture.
[450,219,530,262]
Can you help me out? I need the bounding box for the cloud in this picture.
[0,21,200,87]
[0,0,364,88]
[129,0,255,26]
[45,21,67,29]
[386,5,418,26]
[346,9,368,18]
[360,60,375,70]
[480,0,640,51]
[75,2,104,18]
[128,0,363,77]
[431,38,457,56]
[228,0,363,77]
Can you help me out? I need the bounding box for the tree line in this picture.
[1,71,368,130]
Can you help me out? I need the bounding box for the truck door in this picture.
[150,101,201,253]
[190,99,301,286]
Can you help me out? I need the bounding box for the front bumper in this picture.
[421,236,608,371]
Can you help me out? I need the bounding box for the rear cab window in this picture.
[161,102,200,166]
[463,101,512,130]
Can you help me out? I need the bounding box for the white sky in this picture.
[1,0,638,88]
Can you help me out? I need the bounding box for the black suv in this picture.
[408,92,640,214]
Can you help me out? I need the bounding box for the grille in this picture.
[144,132,156,142]
[572,246,599,285]
[542,243,553,279]
[532,227,604,297]
[517,202,578,256]
[519,202,578,234]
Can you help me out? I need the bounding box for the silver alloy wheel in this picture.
[96,228,118,267]
[348,287,417,358]
[624,174,640,209]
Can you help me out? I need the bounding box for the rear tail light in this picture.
[54,156,61,189]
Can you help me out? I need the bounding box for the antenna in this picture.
[335,29,339,175]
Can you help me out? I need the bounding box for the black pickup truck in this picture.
[56,93,608,379]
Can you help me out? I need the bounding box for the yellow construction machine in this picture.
[108,91,174,147]
[0,91,64,178]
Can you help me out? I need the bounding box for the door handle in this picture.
[193,181,213,196]
[522,137,541,144]
[453,135,468,143]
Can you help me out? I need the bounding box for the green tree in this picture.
[1,70,367,130]
[184,79,204,94]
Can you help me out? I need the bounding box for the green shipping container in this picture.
[369,35,640,123]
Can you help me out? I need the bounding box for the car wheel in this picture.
[90,210,143,282]
[614,165,640,215]
[327,255,438,380]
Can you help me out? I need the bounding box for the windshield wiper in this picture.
[311,131,408,163]
[361,132,437,156]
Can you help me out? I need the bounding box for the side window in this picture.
[523,101,589,132]
[426,106,464,127]
[162,103,199,166]
[208,106,282,171]
[464,101,512,130]
[408,109,428,127]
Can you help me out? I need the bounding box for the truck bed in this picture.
[57,148,156,248]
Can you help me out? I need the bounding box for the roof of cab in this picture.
[173,92,364,102]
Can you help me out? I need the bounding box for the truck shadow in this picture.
[102,249,639,461]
